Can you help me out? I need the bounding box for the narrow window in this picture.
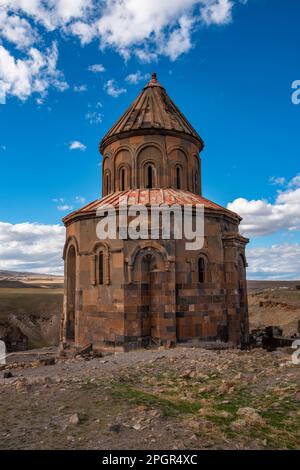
[146,164,153,188]
[198,257,205,283]
[194,171,198,193]
[120,168,125,191]
[106,174,109,194]
[176,167,181,189]
[99,252,104,285]
[106,172,111,195]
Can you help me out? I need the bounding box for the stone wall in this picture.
[102,134,201,196]
[62,209,249,349]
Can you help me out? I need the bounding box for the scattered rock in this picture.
[214,410,231,418]
[3,371,13,379]
[39,357,56,367]
[69,413,80,425]
[74,343,92,358]
[15,378,27,390]
[109,424,123,433]
[132,423,142,430]
[232,407,266,427]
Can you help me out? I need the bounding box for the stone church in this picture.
[61,73,249,350]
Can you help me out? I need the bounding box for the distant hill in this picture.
[247,280,300,292]
[0,270,63,279]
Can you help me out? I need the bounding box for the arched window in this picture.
[238,254,246,280]
[198,257,206,283]
[146,163,155,188]
[66,245,76,340]
[194,171,198,193]
[120,168,125,191]
[176,166,181,189]
[98,251,104,285]
[105,170,111,195]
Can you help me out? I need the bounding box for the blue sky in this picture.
[0,0,299,278]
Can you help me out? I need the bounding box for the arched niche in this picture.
[102,156,111,195]
[117,164,131,191]
[92,242,110,285]
[238,253,247,274]
[66,244,76,341]
[114,149,132,190]
[197,252,210,283]
[168,148,188,190]
[104,169,111,196]
[136,145,162,188]
[130,245,167,342]
[193,154,201,194]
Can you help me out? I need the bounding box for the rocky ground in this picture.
[0,276,63,349]
[1,346,300,450]
[248,284,300,336]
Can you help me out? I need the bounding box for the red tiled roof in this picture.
[100,73,204,152]
[63,189,240,224]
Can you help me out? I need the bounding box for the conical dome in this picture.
[100,73,204,153]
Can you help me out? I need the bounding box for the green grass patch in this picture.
[111,382,202,417]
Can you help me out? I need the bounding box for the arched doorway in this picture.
[134,247,165,343]
[66,245,76,340]
[145,253,164,340]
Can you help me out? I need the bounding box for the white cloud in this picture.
[0,221,65,275]
[74,84,87,92]
[52,197,75,211]
[125,71,150,85]
[0,0,245,101]
[200,0,233,25]
[88,63,105,73]
[85,101,103,124]
[68,20,97,45]
[69,140,86,151]
[247,244,300,280]
[104,79,127,98]
[228,175,300,237]
[162,15,194,60]
[54,0,93,23]
[52,197,65,203]
[97,0,198,59]
[57,204,73,211]
[0,10,38,49]
[0,0,93,30]
[85,110,103,124]
[288,174,300,188]
[134,48,158,64]
[0,1,54,31]
[75,196,86,204]
[0,42,68,102]
[96,0,238,60]
[269,176,286,186]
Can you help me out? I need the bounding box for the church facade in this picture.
[61,73,249,350]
